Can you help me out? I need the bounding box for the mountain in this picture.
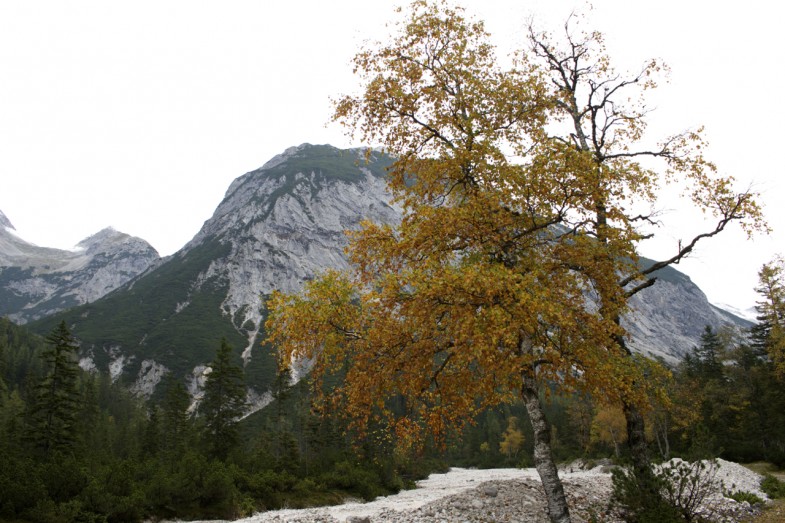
[31,144,400,400]
[0,211,160,324]
[29,143,749,401]
[624,263,752,361]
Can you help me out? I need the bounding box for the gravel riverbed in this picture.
[185,459,767,523]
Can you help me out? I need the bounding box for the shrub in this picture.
[726,490,764,505]
[611,466,683,523]
[320,461,385,501]
[761,473,785,499]
[658,459,722,521]
[612,459,724,523]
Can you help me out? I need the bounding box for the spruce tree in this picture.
[694,326,725,381]
[200,338,247,460]
[29,321,81,455]
[160,376,191,463]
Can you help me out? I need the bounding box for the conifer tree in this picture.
[200,338,247,460]
[29,320,81,455]
[754,257,785,377]
[160,376,191,462]
[693,326,725,381]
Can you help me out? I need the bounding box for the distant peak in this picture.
[75,227,128,250]
[0,209,15,231]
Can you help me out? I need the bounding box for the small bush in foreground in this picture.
[611,467,683,523]
[761,474,785,499]
[612,459,724,523]
[726,490,764,505]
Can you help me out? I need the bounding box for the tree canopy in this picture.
[267,0,639,449]
[266,2,767,521]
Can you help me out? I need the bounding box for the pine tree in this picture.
[754,258,785,377]
[200,338,247,460]
[693,326,725,381]
[29,321,81,455]
[160,376,191,463]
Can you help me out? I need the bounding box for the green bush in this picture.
[320,461,385,501]
[726,490,764,505]
[0,456,48,519]
[761,473,785,499]
[612,459,728,523]
[611,467,684,523]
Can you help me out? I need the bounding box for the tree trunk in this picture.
[522,372,571,523]
[611,327,653,478]
[622,401,649,476]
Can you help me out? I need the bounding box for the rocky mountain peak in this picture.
[0,209,15,231]
[0,220,160,324]
[75,227,158,257]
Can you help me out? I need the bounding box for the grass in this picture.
[750,499,785,522]
[742,462,785,482]
[739,463,785,522]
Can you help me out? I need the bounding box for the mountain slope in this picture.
[32,144,400,398]
[30,144,748,400]
[0,211,160,323]
[626,262,751,361]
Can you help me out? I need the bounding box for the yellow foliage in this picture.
[499,416,525,458]
[266,0,767,450]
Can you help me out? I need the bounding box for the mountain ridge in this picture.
[23,144,751,403]
[0,212,160,323]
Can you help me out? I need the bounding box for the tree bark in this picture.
[622,401,649,475]
[521,372,571,523]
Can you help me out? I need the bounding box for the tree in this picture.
[200,338,247,460]
[689,326,725,381]
[754,256,785,377]
[525,10,766,488]
[160,376,191,463]
[499,415,525,460]
[267,3,645,522]
[29,321,81,456]
[591,405,627,458]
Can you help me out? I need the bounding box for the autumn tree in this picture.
[526,11,766,489]
[266,3,648,522]
[499,415,525,460]
[754,256,785,377]
[591,405,627,458]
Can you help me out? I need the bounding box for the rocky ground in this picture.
[186,459,770,523]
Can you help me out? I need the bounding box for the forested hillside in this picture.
[2,298,785,522]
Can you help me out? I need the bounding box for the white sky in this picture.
[1,0,783,311]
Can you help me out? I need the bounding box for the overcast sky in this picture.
[1,0,782,311]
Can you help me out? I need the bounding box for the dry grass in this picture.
[750,498,785,522]
[742,462,785,481]
[740,463,785,522]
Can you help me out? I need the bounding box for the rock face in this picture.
[625,263,751,363]
[184,143,401,362]
[0,212,160,324]
[30,143,748,399]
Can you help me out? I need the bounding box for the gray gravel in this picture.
[186,459,767,523]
